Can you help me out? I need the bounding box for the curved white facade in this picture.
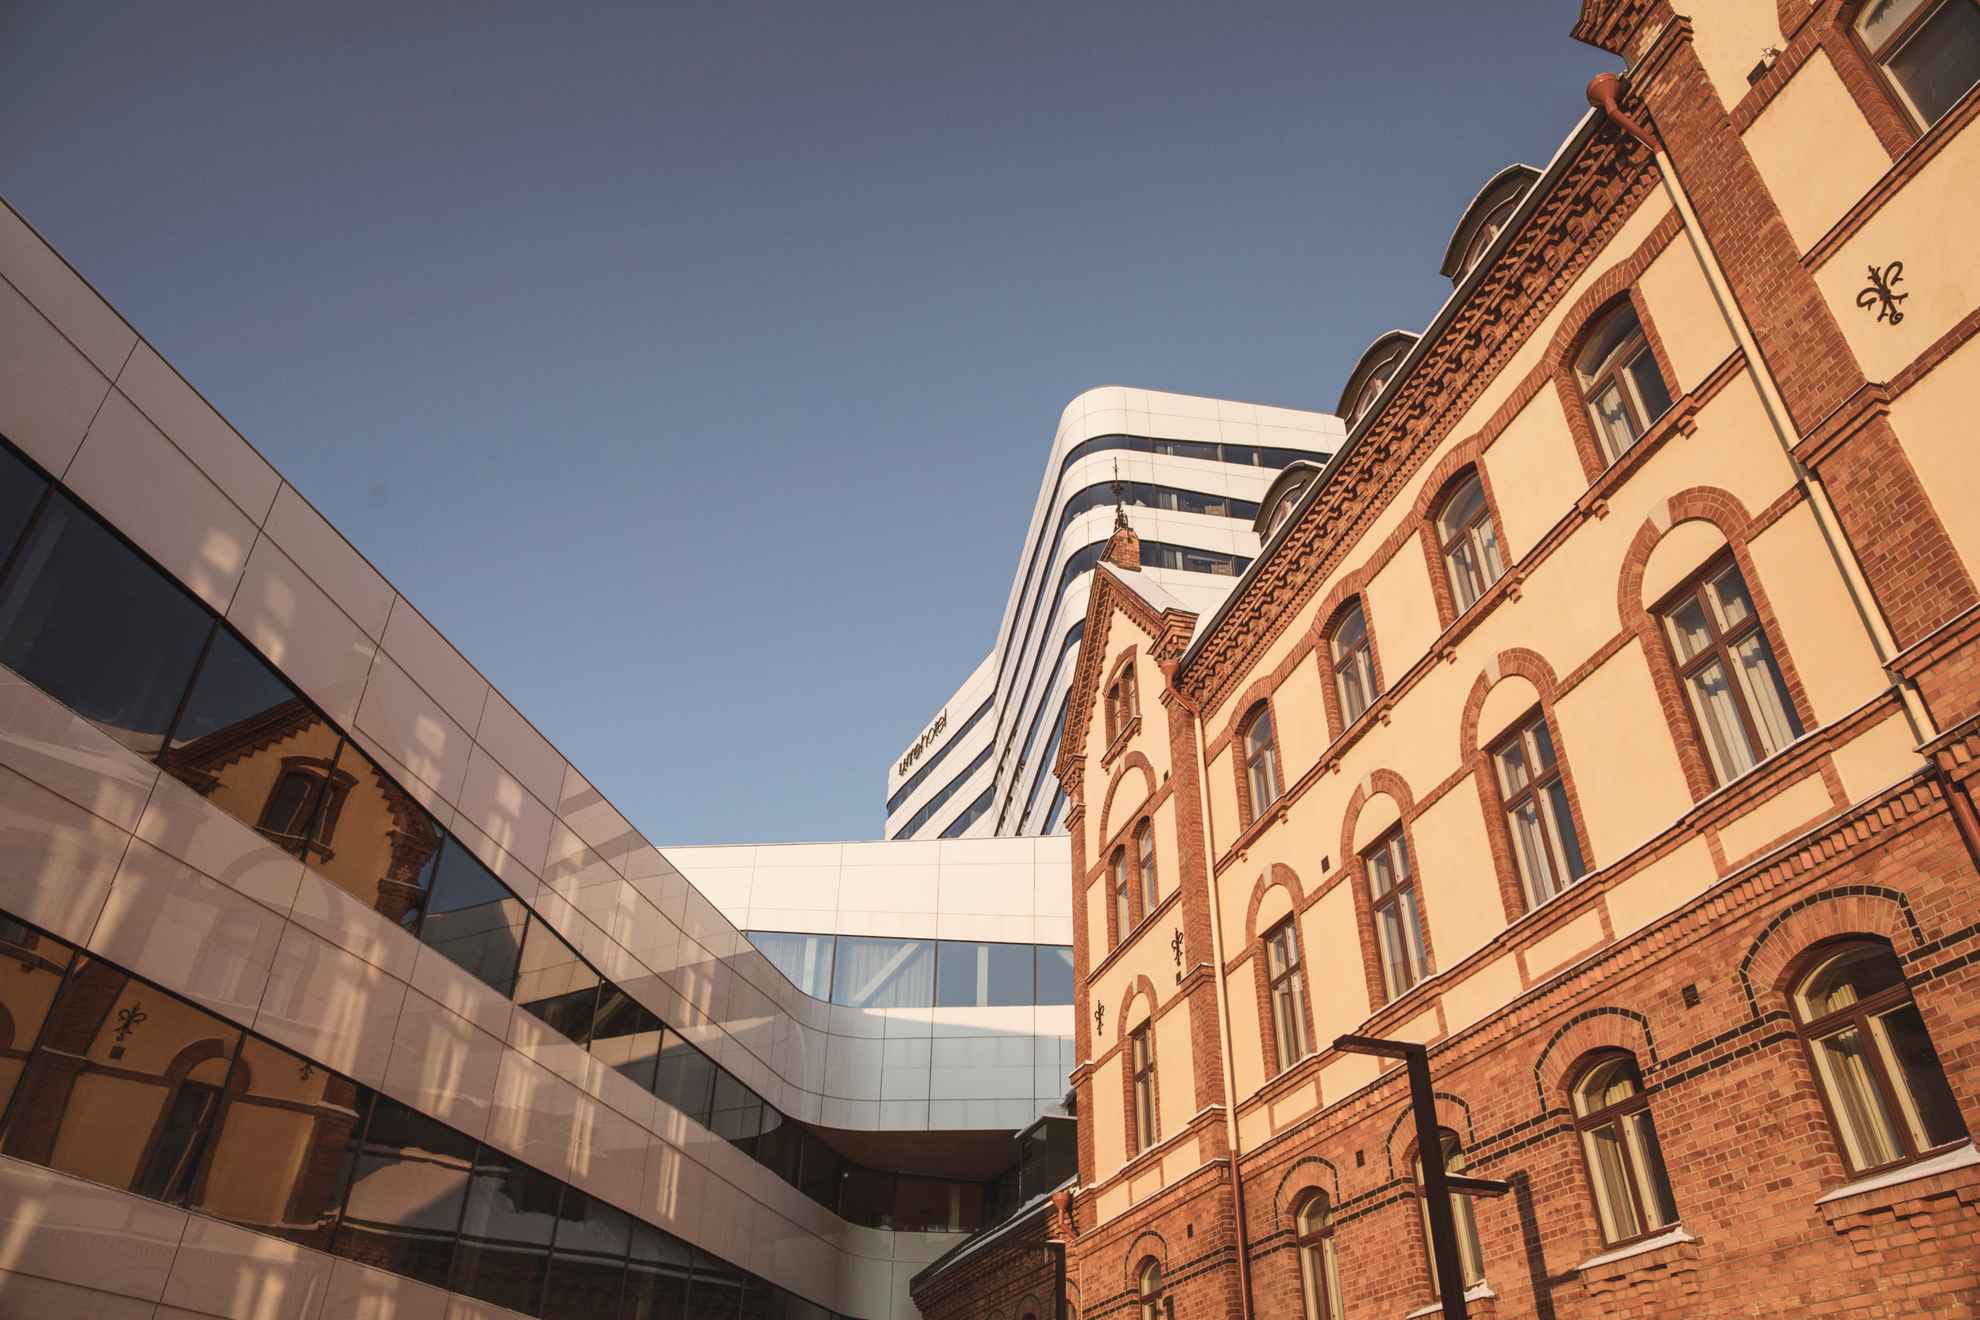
[884,388,1344,841]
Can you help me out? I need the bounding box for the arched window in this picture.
[1111,848,1132,944]
[1576,302,1672,464]
[1294,1191,1345,1320]
[1658,555,1803,784]
[1130,1024,1158,1153]
[1268,482,1309,537]
[1330,603,1377,725]
[1458,194,1519,279]
[1571,1052,1679,1245]
[1854,0,1980,129]
[1436,474,1505,613]
[1135,820,1158,912]
[1490,710,1586,909]
[1349,369,1394,426]
[1791,940,1966,1174]
[1265,916,1310,1073]
[1415,1131,1486,1300]
[1136,1258,1162,1320]
[1364,828,1430,1001]
[1241,703,1282,819]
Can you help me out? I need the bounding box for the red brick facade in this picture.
[915,3,1980,1316]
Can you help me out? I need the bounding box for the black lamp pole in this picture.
[1335,1034,1508,1320]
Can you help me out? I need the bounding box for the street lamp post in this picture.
[1335,1034,1508,1320]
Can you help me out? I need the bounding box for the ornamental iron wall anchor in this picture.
[1857,261,1908,325]
[1171,928,1185,983]
[1093,1003,1105,1038]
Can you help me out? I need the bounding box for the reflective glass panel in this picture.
[0,919,76,1117]
[590,988,663,1093]
[194,1034,369,1250]
[418,838,529,999]
[830,936,933,1009]
[935,940,1034,1008]
[315,737,444,929]
[710,1071,764,1156]
[1888,0,1980,124]
[4,956,241,1201]
[0,492,215,756]
[653,1029,715,1125]
[1036,946,1075,1006]
[515,917,600,1044]
[746,931,834,1000]
[542,1186,633,1320]
[0,444,48,565]
[451,1144,559,1314]
[797,1131,845,1212]
[337,1096,475,1288]
[621,1218,694,1319]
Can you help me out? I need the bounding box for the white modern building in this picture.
[882,389,1343,841]
[0,198,1076,1320]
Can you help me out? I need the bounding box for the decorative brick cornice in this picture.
[1176,121,1658,716]
[1572,0,1666,56]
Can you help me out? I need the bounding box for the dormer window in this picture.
[1577,302,1673,464]
[1268,482,1307,536]
[1457,195,1519,279]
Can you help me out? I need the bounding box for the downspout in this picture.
[1170,678,1256,1318]
[1587,73,1937,747]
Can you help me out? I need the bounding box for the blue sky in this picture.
[1,1,1613,843]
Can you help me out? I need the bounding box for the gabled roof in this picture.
[1053,554,1198,798]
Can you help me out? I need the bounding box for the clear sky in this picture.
[1,1,1614,844]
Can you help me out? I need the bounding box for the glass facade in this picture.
[755,932,1075,1008]
[0,436,1044,1257]
[0,915,846,1319]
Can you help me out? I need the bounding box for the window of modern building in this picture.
[1571,1052,1679,1246]
[1491,711,1586,909]
[1331,602,1377,724]
[1265,917,1311,1073]
[1660,557,1803,784]
[1241,703,1282,818]
[417,837,531,1000]
[0,442,48,559]
[893,743,993,839]
[1131,1024,1158,1153]
[539,1188,634,1320]
[514,915,601,1045]
[748,930,836,1000]
[1366,829,1431,1001]
[1416,1131,1487,1300]
[1037,945,1076,1005]
[338,1095,478,1290]
[1576,302,1673,463]
[936,940,1035,1008]
[451,1144,560,1313]
[1436,473,1506,613]
[653,1028,717,1126]
[1135,821,1159,911]
[1112,847,1133,942]
[1856,0,1980,127]
[830,936,934,1009]
[1791,940,1966,1174]
[939,786,994,838]
[709,1071,765,1159]
[1294,1191,1345,1320]
[588,987,663,1094]
[0,490,217,756]
[193,1032,365,1251]
[1137,1259,1162,1320]
[755,1104,802,1184]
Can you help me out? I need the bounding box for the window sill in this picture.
[1100,717,1140,770]
[1406,1282,1494,1317]
[1574,1224,1695,1273]
[1815,1141,1980,1207]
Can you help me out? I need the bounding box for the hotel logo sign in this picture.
[899,709,948,776]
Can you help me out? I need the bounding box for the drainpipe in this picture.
[1587,73,1937,747]
[1172,681,1256,1318]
